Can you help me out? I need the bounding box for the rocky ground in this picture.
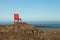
[0,22,60,40]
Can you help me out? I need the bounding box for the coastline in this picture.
[0,22,60,40]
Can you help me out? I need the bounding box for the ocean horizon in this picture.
[0,21,60,30]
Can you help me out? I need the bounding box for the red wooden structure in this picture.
[14,13,22,24]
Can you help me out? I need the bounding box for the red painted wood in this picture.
[14,14,22,24]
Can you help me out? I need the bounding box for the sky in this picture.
[0,0,60,23]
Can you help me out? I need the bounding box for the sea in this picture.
[0,21,60,30]
[28,21,60,30]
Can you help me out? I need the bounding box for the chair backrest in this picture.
[14,14,19,19]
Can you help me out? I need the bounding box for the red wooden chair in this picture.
[14,14,22,24]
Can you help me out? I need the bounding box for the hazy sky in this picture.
[0,0,60,23]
